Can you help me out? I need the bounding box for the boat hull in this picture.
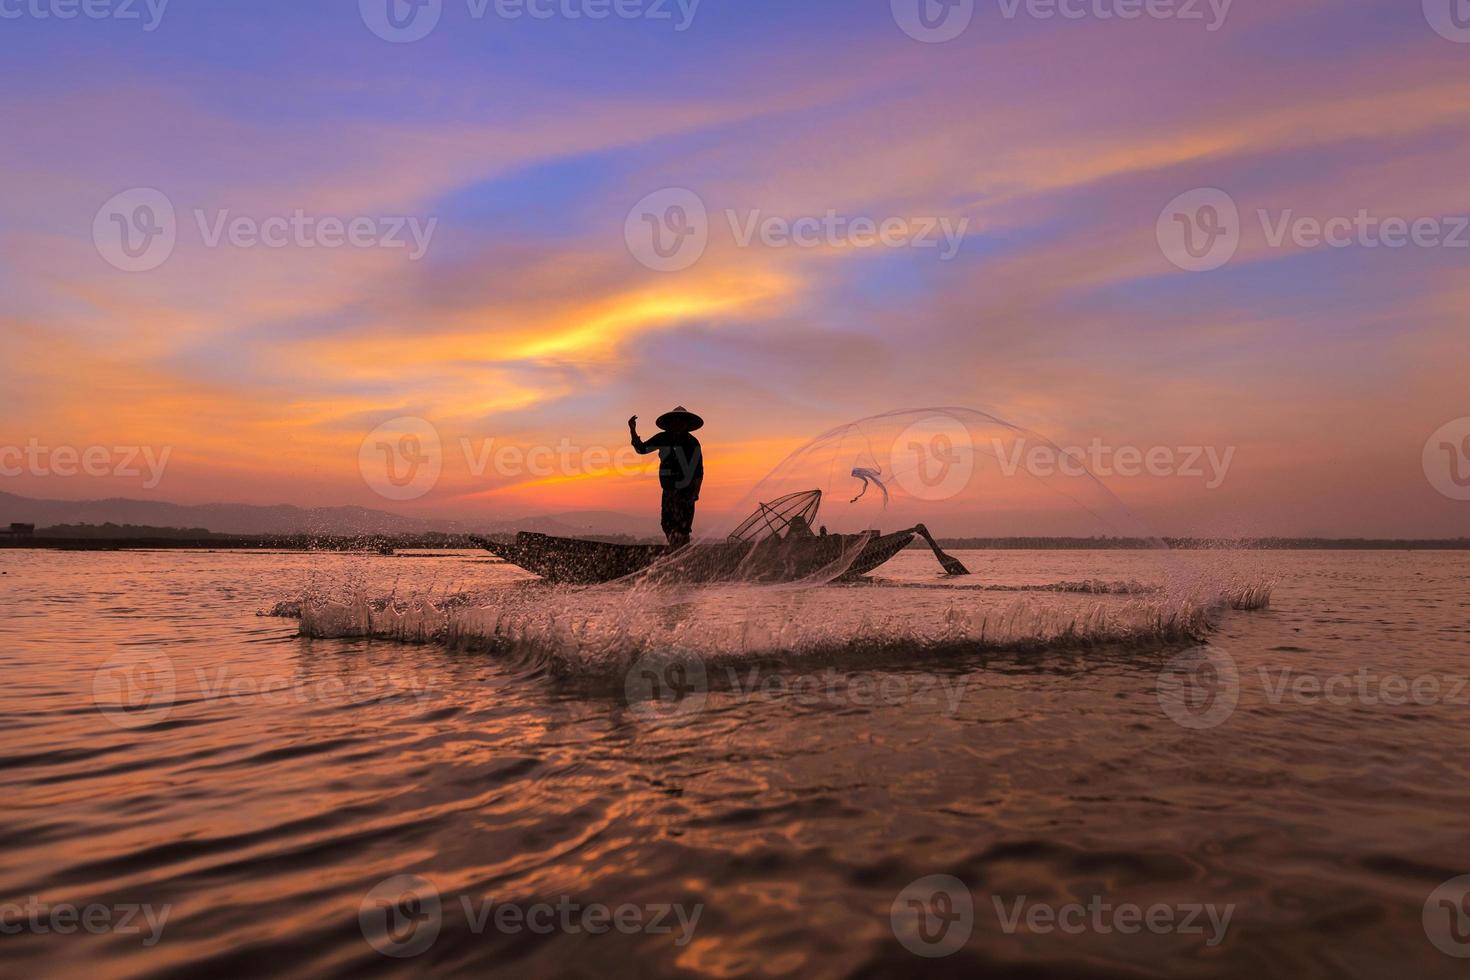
[474,530,915,585]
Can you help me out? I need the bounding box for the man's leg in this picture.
[676,495,696,545]
[660,490,680,545]
[664,492,694,547]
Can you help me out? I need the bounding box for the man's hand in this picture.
[628,415,638,430]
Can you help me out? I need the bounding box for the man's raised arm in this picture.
[629,415,659,454]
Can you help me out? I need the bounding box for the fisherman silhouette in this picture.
[630,407,704,547]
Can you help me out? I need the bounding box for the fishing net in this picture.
[727,490,823,543]
[625,407,1164,590]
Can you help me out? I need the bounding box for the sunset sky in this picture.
[2,0,1468,536]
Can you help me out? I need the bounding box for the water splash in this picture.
[283,573,1271,678]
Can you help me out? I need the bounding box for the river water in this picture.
[1,548,1467,977]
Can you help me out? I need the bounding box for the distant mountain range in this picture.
[0,491,658,538]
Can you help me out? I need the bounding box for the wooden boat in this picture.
[470,489,969,585]
[472,527,917,586]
